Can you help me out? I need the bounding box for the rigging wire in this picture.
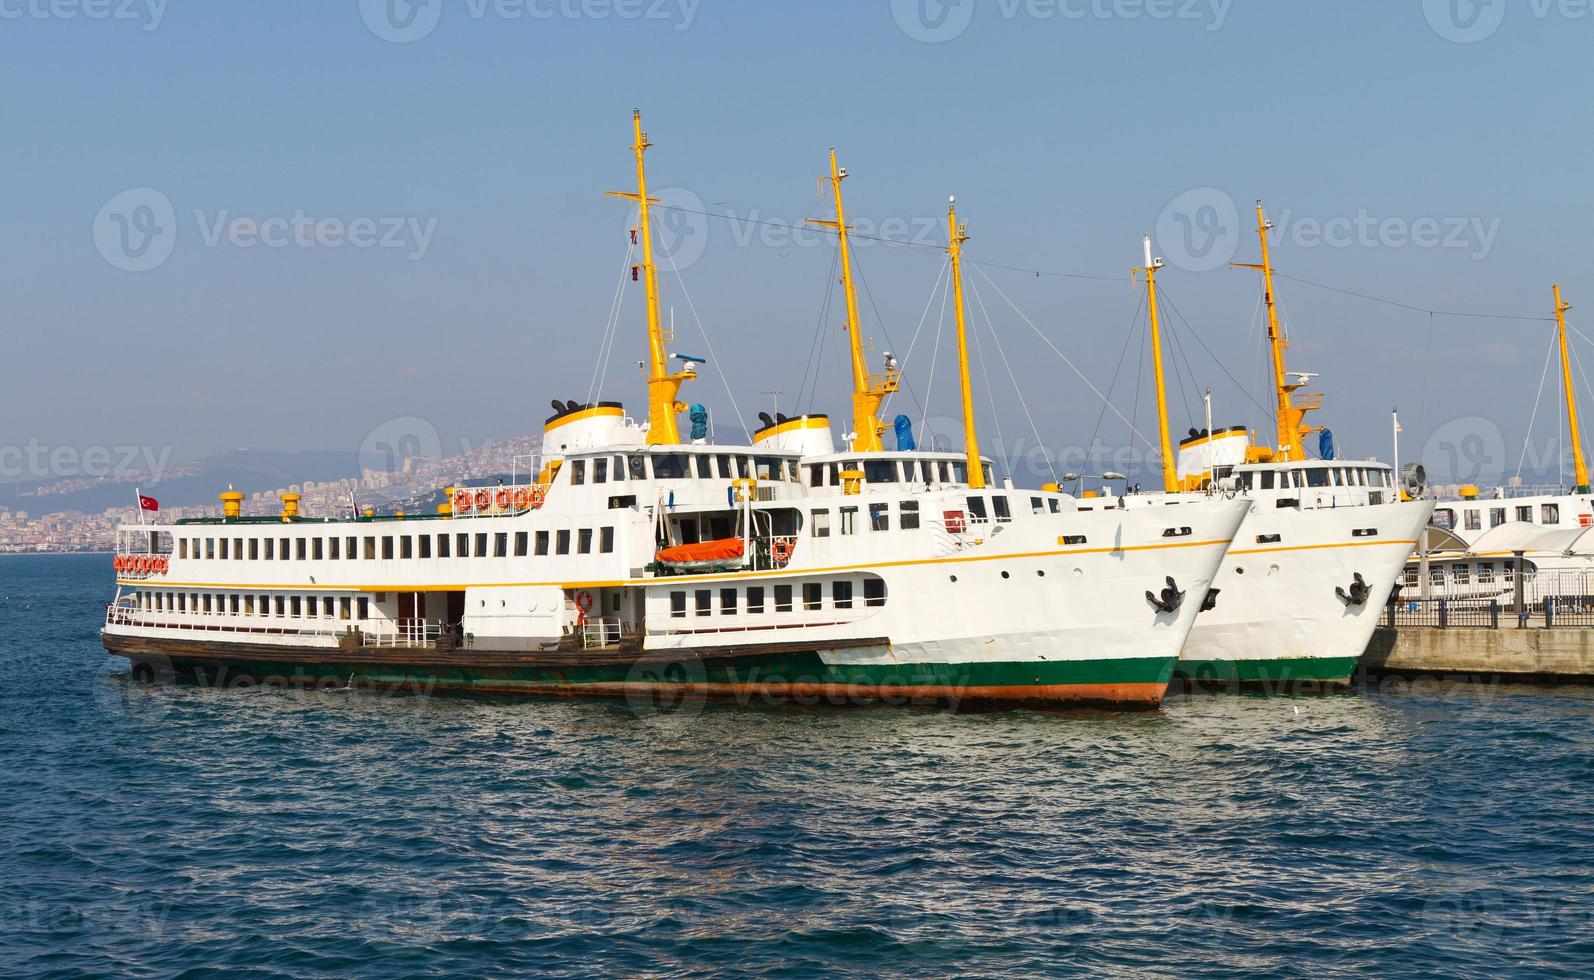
[796,248,840,414]
[883,261,951,421]
[919,270,953,441]
[968,304,1011,482]
[658,232,752,442]
[851,247,928,423]
[968,275,1060,485]
[586,242,635,407]
[1086,289,1147,460]
[1516,327,1559,483]
[972,264,1158,453]
[1159,291,1279,420]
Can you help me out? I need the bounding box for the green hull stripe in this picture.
[134,649,1176,692]
[1174,655,1361,685]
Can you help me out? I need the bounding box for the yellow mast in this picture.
[807,150,899,451]
[1233,200,1315,461]
[946,197,985,490]
[1136,235,1177,492]
[607,109,691,445]
[1555,284,1590,492]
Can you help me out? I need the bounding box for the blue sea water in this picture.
[2,554,1593,978]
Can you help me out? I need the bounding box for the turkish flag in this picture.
[138,495,159,512]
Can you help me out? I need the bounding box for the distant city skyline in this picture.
[4,2,1593,498]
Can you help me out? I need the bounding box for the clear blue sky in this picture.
[3,0,1590,487]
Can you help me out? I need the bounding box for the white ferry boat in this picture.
[1427,286,1594,547]
[1112,208,1434,688]
[101,113,1249,710]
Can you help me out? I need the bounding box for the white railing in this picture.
[580,616,625,649]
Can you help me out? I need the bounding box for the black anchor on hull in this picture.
[1337,572,1372,607]
[1146,577,1185,614]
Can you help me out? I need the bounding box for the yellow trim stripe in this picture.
[117,537,1233,593]
[544,405,623,433]
[1228,538,1419,557]
[754,416,830,440]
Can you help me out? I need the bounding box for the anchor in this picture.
[1336,572,1371,607]
[1147,577,1185,614]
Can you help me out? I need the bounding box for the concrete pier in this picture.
[1363,626,1594,682]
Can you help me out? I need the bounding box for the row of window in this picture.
[132,590,372,620]
[1434,504,1564,533]
[1404,561,1519,588]
[807,495,1034,537]
[1236,466,1396,492]
[668,579,887,618]
[178,527,617,562]
[808,458,990,489]
[569,453,799,486]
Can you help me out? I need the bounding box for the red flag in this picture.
[138,495,159,512]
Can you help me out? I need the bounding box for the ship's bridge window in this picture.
[474,532,488,557]
[600,527,615,553]
[1543,504,1561,524]
[1433,509,1456,530]
[993,496,1012,522]
[967,496,989,521]
[951,461,968,484]
[653,454,690,480]
[495,533,509,558]
[535,531,550,556]
[571,460,586,485]
[419,536,431,559]
[1516,506,1533,523]
[807,465,824,488]
[864,460,898,484]
[840,507,859,535]
[826,463,840,486]
[345,536,356,559]
[628,455,647,480]
[1305,469,1330,488]
[870,503,890,531]
[1031,496,1045,515]
[312,538,323,560]
[1464,510,1482,531]
[401,537,413,560]
[296,538,307,560]
[752,457,781,481]
[812,510,831,538]
[1491,508,1506,528]
[611,455,627,481]
[382,536,395,560]
[594,457,608,484]
[556,530,571,554]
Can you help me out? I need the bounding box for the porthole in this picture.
[950,575,959,583]
[1036,570,1046,578]
[1001,571,1011,580]
[1235,567,1246,575]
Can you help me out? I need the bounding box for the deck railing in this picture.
[1383,595,1594,629]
